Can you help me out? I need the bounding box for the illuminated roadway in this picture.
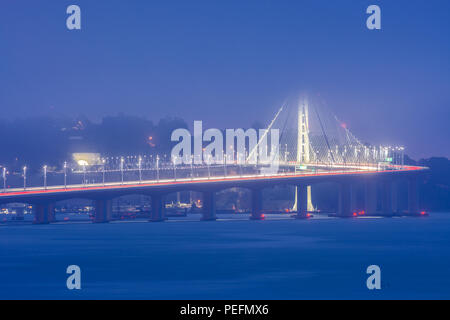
[0,164,427,204]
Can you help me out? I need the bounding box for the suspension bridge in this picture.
[0,96,427,224]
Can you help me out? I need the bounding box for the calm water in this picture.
[1,213,450,299]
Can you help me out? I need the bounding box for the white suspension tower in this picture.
[293,96,315,212]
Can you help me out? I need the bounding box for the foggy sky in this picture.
[1,0,449,159]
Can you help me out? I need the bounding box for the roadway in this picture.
[0,164,427,204]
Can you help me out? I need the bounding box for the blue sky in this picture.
[0,0,449,159]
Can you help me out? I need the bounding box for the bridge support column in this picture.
[48,208,56,222]
[33,202,54,224]
[364,180,377,215]
[250,188,264,220]
[338,181,353,217]
[201,191,216,221]
[293,184,308,219]
[94,199,112,223]
[14,206,25,221]
[391,181,398,215]
[150,194,165,222]
[408,177,419,215]
[351,183,358,214]
[381,180,393,216]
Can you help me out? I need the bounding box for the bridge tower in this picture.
[297,97,310,164]
[293,96,314,213]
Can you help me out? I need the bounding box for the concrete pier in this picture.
[150,194,165,222]
[350,183,358,215]
[94,199,112,223]
[33,202,54,224]
[364,180,378,215]
[338,181,353,217]
[201,191,216,221]
[250,188,264,220]
[293,184,308,219]
[408,177,419,214]
[381,180,393,216]
[391,181,398,215]
[13,205,25,221]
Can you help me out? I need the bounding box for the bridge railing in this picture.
[0,160,414,194]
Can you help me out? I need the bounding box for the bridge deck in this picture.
[0,165,426,201]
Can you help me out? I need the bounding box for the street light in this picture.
[172,156,177,181]
[284,144,288,163]
[43,165,47,190]
[120,157,124,184]
[102,159,106,186]
[190,155,194,180]
[2,167,6,192]
[23,166,27,190]
[82,163,87,186]
[400,146,405,169]
[237,152,243,177]
[223,154,227,177]
[206,155,211,179]
[138,156,142,183]
[156,155,160,181]
[63,162,67,189]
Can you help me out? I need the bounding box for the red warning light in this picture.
[353,212,357,217]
